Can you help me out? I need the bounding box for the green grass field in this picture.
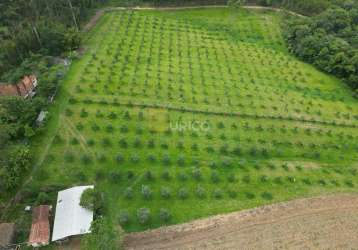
[17,8,358,234]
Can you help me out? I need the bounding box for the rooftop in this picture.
[52,185,94,242]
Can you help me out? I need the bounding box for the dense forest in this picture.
[285,0,358,94]
[0,0,107,194]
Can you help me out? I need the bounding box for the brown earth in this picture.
[124,194,358,250]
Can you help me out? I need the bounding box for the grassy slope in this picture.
[8,8,358,236]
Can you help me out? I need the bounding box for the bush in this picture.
[109,171,121,183]
[211,171,220,183]
[178,172,188,181]
[192,168,202,181]
[177,155,185,166]
[143,171,154,181]
[159,208,171,222]
[137,207,150,225]
[161,170,170,180]
[196,186,206,198]
[228,190,237,198]
[227,174,236,183]
[261,192,273,200]
[124,187,133,199]
[36,192,50,205]
[80,188,95,211]
[81,154,92,164]
[160,187,171,199]
[130,154,140,163]
[245,192,255,199]
[178,187,188,199]
[162,154,171,165]
[213,188,223,199]
[118,210,129,225]
[141,185,152,200]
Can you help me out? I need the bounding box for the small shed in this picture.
[28,205,51,247]
[0,223,16,249]
[36,111,48,125]
[52,186,94,242]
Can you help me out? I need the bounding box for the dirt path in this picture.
[124,194,358,250]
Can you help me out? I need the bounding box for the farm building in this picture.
[0,75,37,98]
[52,185,94,242]
[28,205,51,247]
[0,223,16,249]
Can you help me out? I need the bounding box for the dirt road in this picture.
[124,194,358,250]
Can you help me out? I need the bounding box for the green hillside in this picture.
[21,8,358,233]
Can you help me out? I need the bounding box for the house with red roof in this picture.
[0,75,37,98]
[28,205,51,247]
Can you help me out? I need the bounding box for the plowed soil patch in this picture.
[124,194,358,250]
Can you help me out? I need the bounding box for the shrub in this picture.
[70,138,79,145]
[147,154,156,162]
[119,138,128,148]
[192,168,202,181]
[161,170,171,180]
[118,210,130,225]
[64,153,75,162]
[80,109,88,118]
[124,187,133,199]
[160,187,171,199]
[147,139,155,148]
[131,154,140,163]
[137,207,150,224]
[213,188,223,199]
[242,175,251,184]
[196,186,206,198]
[134,137,142,148]
[228,190,237,198]
[36,192,50,205]
[178,172,188,181]
[227,174,236,182]
[159,208,171,222]
[261,192,273,200]
[120,125,128,133]
[208,161,217,169]
[177,155,185,166]
[143,171,154,181]
[80,188,95,210]
[109,171,121,183]
[87,139,95,146]
[178,187,188,199]
[191,143,198,151]
[102,138,111,147]
[211,171,220,183]
[91,124,100,132]
[245,192,255,199]
[116,154,124,163]
[162,154,171,165]
[127,171,134,179]
[108,112,117,119]
[141,185,152,200]
[81,154,92,164]
[97,154,106,163]
[220,144,228,154]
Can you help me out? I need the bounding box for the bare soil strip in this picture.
[124,194,358,250]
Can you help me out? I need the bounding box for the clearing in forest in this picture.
[19,8,358,233]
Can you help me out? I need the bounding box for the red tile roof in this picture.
[0,75,37,97]
[28,205,50,247]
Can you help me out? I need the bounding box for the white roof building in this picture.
[52,185,94,242]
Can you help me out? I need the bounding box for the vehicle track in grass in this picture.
[124,194,358,250]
